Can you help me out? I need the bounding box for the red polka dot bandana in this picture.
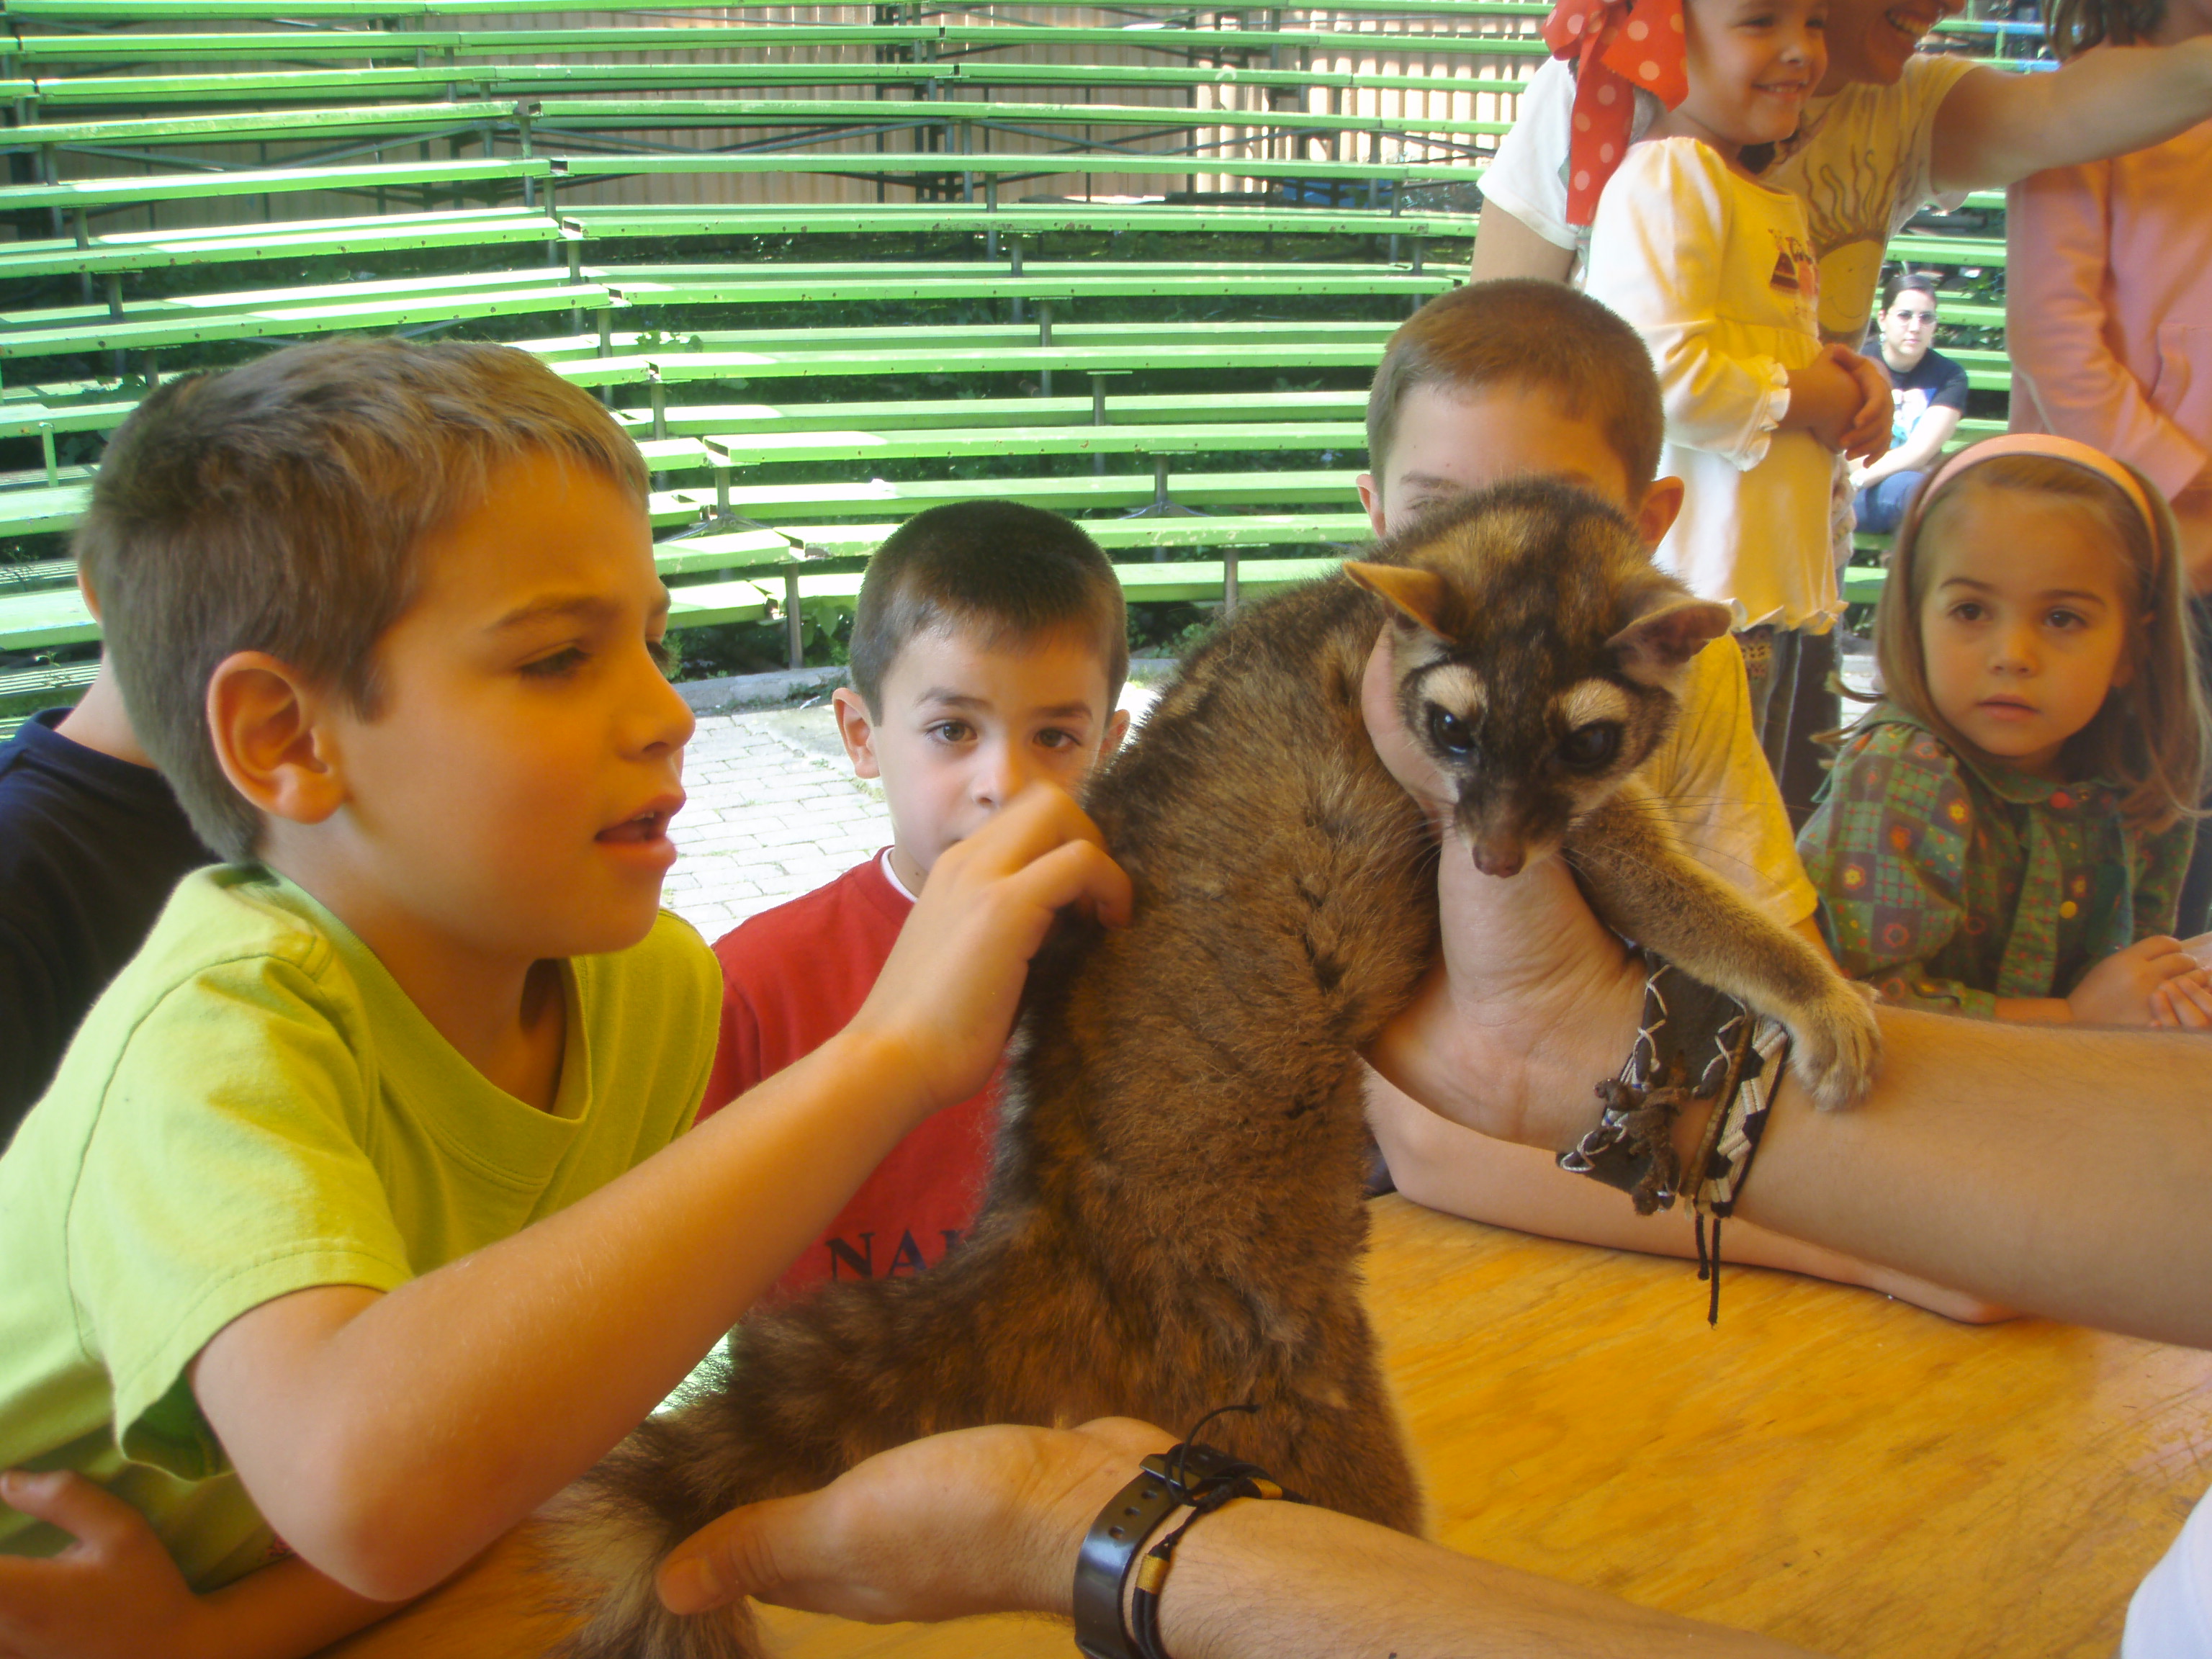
[1542,0,1689,226]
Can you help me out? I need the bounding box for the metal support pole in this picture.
[40,426,58,487]
[715,466,731,513]
[1223,551,1240,615]
[649,374,667,441]
[784,571,805,670]
[1038,302,1053,398]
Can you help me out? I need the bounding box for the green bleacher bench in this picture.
[0,102,523,153]
[2,24,1547,63]
[0,209,566,282]
[618,388,1366,439]
[0,271,613,367]
[534,96,1501,141]
[9,60,1531,108]
[661,468,1365,524]
[0,95,1494,159]
[593,260,1452,308]
[699,420,1363,469]
[557,203,1480,245]
[547,150,1480,192]
[1886,234,2008,269]
[0,157,550,215]
[0,0,1552,21]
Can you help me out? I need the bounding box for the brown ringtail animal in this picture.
[541,481,1881,1659]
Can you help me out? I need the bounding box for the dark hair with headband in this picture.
[1871,439,2206,832]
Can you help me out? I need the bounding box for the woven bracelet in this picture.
[1558,952,1789,1322]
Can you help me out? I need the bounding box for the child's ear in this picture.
[1354,472,1389,541]
[832,686,882,778]
[1633,477,1686,550]
[1608,595,1734,685]
[1345,561,1456,639]
[205,651,346,827]
[1102,705,1133,757]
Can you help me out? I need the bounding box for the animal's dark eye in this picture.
[1557,722,1621,770]
[1427,706,1477,758]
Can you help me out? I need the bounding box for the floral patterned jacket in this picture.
[1797,706,2194,1017]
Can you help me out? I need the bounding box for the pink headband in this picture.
[1542,0,1688,228]
[1915,433,2160,542]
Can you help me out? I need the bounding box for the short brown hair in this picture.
[847,501,1128,716]
[1873,451,2206,832]
[1365,279,1665,491]
[76,337,649,862]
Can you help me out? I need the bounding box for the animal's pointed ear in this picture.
[1346,562,1457,639]
[1606,596,1734,685]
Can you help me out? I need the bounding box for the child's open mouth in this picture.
[598,796,683,845]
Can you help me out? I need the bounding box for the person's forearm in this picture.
[1470,199,1577,282]
[194,1025,936,1601]
[1702,1010,2212,1346]
[1930,42,2212,193]
[1370,1074,2010,1323]
[189,1557,403,1659]
[1143,1497,1822,1658]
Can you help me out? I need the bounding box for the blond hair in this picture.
[1871,452,2206,831]
[76,338,649,862]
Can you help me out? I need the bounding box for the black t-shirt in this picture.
[0,709,215,1143]
[1883,347,1970,451]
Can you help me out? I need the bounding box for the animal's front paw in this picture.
[1784,979,1882,1110]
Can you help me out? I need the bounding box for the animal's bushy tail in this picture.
[539,1410,765,1659]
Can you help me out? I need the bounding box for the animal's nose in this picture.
[1473,841,1524,879]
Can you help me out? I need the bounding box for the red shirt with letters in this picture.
[700,851,996,1301]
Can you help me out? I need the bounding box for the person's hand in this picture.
[1357,630,1646,1151]
[1827,346,1893,463]
[845,783,1132,1118]
[655,1419,1172,1624]
[0,1470,209,1659]
[2067,935,2209,1026]
[1784,348,1882,457]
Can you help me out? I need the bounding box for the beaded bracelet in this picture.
[1073,1410,1305,1659]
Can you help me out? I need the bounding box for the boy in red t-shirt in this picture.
[699,501,1130,1298]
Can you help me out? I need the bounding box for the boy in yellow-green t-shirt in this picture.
[0,339,1128,1657]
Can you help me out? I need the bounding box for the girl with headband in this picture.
[1570,0,1891,760]
[1798,434,2212,1025]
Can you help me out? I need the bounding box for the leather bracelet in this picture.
[1073,1440,1300,1659]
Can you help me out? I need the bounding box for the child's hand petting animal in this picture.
[845,781,1131,1119]
[0,1470,213,1659]
[2069,935,2212,1028]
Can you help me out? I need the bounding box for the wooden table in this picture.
[325,1196,2212,1659]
